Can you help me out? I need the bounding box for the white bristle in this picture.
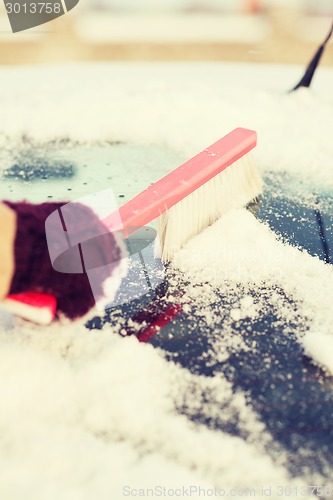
[155,153,263,261]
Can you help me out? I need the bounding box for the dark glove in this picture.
[3,200,122,320]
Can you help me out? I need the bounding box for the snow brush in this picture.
[2,127,262,324]
[104,127,262,260]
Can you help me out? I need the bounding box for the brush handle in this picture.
[103,128,257,236]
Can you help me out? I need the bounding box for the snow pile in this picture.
[302,333,333,375]
[174,208,333,337]
[0,323,308,499]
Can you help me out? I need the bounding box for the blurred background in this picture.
[0,0,332,65]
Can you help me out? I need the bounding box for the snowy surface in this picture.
[0,61,333,497]
[174,207,333,338]
[302,333,333,375]
[1,62,333,188]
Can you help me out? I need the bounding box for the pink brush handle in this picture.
[103,127,257,236]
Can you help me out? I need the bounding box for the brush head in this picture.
[155,152,263,261]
